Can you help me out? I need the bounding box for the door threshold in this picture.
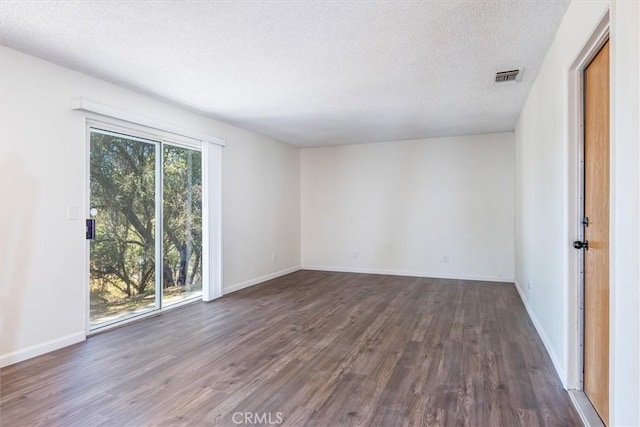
[568,390,605,427]
[88,297,202,336]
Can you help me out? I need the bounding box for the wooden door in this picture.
[583,40,610,425]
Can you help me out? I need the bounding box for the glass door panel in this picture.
[162,145,203,305]
[89,129,159,328]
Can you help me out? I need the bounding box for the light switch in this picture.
[67,205,78,220]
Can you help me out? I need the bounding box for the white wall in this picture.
[514,0,610,386]
[0,46,301,366]
[515,0,640,424]
[610,0,640,424]
[301,133,515,282]
[222,126,300,292]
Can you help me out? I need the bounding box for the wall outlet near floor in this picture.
[442,255,449,263]
[527,281,532,291]
[352,250,359,258]
[271,253,276,263]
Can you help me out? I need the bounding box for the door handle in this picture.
[86,219,96,240]
[573,240,588,250]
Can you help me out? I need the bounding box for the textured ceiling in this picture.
[0,1,570,147]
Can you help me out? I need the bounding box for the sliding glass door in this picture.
[162,145,203,305]
[89,127,202,329]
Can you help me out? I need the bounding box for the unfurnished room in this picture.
[0,1,639,426]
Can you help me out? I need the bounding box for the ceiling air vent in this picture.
[495,69,520,83]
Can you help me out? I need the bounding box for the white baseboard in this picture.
[0,331,86,368]
[514,280,567,388]
[223,266,301,295]
[300,265,514,283]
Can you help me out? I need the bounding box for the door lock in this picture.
[573,240,588,250]
[86,219,96,240]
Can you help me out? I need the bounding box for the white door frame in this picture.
[565,6,610,416]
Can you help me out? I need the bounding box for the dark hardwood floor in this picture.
[0,270,581,426]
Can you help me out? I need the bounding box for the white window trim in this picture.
[202,141,223,302]
[71,98,225,147]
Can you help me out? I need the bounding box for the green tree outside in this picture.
[89,132,202,324]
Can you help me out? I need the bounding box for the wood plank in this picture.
[0,271,582,426]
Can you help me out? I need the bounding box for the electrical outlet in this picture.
[527,281,532,291]
[352,250,359,258]
[442,255,449,263]
[271,253,276,263]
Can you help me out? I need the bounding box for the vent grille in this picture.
[495,69,520,83]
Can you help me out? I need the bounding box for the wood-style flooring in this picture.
[0,270,582,426]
